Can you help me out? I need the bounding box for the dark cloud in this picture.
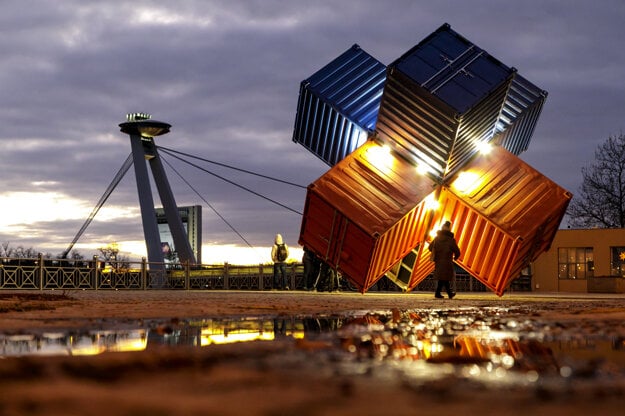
[2,0,624,260]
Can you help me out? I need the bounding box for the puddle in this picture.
[2,306,624,391]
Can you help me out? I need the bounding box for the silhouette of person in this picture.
[317,262,339,292]
[302,247,320,291]
[429,221,461,299]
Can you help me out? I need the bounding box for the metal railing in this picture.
[0,254,505,292]
[0,254,304,291]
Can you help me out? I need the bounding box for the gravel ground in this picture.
[1,290,624,415]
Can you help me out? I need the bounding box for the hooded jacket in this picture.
[429,229,461,281]
[271,233,289,263]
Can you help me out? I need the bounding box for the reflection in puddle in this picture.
[1,307,624,388]
[1,329,148,356]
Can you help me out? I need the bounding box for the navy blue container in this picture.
[494,74,548,155]
[375,23,515,182]
[293,44,387,166]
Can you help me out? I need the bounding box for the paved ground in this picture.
[0,290,624,415]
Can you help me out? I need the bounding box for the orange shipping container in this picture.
[401,145,572,295]
[299,140,436,292]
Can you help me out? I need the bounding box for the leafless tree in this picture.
[568,133,625,228]
[0,243,39,258]
[98,243,130,270]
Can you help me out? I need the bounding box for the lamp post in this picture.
[119,113,197,274]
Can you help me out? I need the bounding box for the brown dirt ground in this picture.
[1,290,624,416]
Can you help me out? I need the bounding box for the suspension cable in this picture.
[160,155,258,252]
[62,153,134,258]
[157,145,308,189]
[158,147,303,215]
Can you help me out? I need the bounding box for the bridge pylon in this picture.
[119,113,196,268]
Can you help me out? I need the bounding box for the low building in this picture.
[531,228,625,293]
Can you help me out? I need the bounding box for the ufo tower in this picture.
[119,113,196,269]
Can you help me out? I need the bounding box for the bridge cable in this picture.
[61,153,134,258]
[157,145,307,189]
[158,147,303,215]
[160,154,257,251]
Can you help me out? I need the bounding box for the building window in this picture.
[558,247,594,279]
[610,247,625,277]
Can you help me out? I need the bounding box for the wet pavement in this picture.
[2,300,625,397]
[1,291,624,415]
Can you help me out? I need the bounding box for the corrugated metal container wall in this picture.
[494,74,548,155]
[448,146,571,249]
[375,72,457,181]
[390,146,571,294]
[431,188,522,295]
[441,148,570,295]
[293,44,387,166]
[374,23,515,183]
[299,141,436,292]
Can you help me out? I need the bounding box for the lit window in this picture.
[610,247,625,276]
[557,247,593,279]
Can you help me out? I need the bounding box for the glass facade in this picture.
[558,247,594,279]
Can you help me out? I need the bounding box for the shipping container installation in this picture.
[293,23,569,296]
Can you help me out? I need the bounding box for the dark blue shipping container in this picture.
[293,44,387,166]
[494,74,548,155]
[392,24,513,114]
[374,23,515,183]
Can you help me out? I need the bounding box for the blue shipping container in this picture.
[494,74,548,155]
[293,44,387,166]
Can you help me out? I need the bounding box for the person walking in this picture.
[271,233,290,290]
[428,221,461,299]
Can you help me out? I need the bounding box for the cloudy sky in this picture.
[1,0,624,263]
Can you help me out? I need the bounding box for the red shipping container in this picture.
[299,140,436,292]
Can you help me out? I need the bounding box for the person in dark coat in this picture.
[428,221,461,299]
[302,247,320,291]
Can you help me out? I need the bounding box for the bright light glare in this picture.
[451,171,482,195]
[428,220,449,240]
[476,141,493,155]
[423,193,439,211]
[416,163,431,175]
[365,144,394,170]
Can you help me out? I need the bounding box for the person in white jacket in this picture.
[271,233,290,290]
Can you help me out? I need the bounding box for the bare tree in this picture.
[98,243,130,270]
[568,133,625,228]
[1,243,39,259]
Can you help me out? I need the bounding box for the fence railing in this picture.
[0,254,502,292]
[0,254,305,291]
